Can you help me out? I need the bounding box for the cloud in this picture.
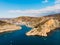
[55,0,60,4]
[8,0,60,17]
[42,0,48,3]
[9,10,39,14]
[8,4,60,17]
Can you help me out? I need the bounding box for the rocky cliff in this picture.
[26,18,60,36]
[26,14,60,36]
[7,14,60,27]
[3,14,60,36]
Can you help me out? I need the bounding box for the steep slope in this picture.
[3,13,60,36]
[5,16,43,27]
[26,19,60,36]
[26,14,60,36]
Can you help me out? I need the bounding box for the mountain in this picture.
[0,18,11,20]
[26,14,60,36]
[26,18,60,36]
[3,13,60,36]
[6,16,45,28]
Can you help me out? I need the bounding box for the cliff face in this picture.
[0,20,21,33]
[26,19,60,36]
[8,14,60,27]
[3,14,60,36]
[4,16,44,28]
[26,14,60,36]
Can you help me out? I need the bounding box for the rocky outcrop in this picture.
[0,20,21,33]
[4,16,43,28]
[26,18,60,36]
[2,14,60,36]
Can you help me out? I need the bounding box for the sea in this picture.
[0,25,60,45]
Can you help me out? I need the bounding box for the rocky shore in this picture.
[0,20,21,33]
[1,13,60,37]
[26,19,60,36]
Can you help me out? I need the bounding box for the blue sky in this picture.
[0,0,60,18]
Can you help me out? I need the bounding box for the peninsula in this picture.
[0,20,21,33]
[26,14,60,36]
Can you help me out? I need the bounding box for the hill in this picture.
[3,13,60,36]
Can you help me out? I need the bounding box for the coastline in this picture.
[26,19,60,36]
[0,25,21,33]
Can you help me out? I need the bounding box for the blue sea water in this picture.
[0,25,60,45]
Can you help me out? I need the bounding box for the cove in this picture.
[0,25,60,45]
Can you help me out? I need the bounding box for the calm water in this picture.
[0,25,60,45]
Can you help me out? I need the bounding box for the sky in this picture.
[0,0,60,18]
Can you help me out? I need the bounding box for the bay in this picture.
[0,25,60,45]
